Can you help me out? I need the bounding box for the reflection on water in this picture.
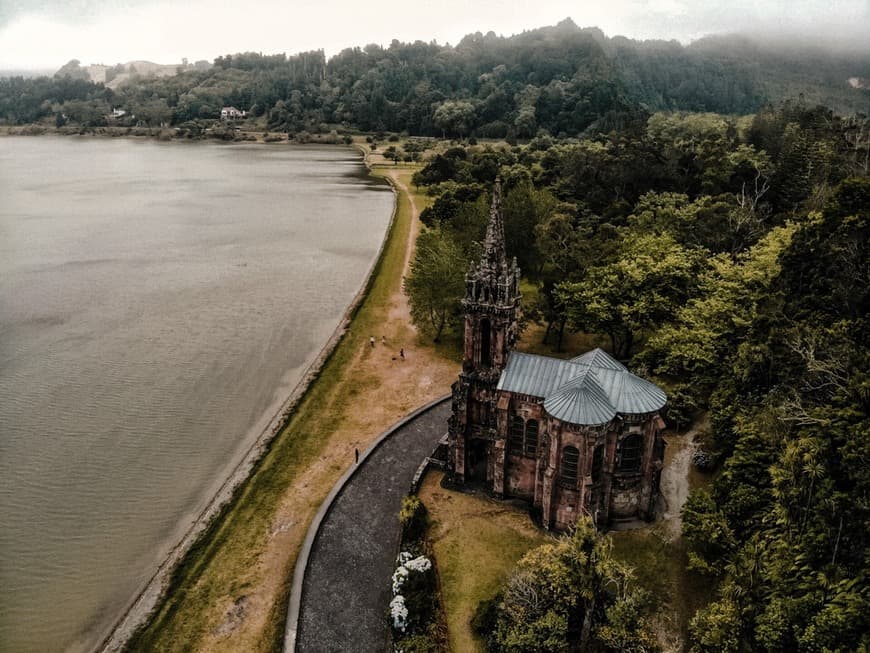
[0,137,393,652]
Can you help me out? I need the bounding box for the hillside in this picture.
[2,20,868,131]
[53,58,211,89]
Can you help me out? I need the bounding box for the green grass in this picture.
[419,472,551,653]
[126,165,421,652]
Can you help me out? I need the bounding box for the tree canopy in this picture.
[2,22,867,133]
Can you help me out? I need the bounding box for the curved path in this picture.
[289,396,451,653]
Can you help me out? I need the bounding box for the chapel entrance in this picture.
[467,438,489,484]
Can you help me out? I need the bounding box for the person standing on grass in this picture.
[370,336,375,348]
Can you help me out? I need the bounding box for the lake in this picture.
[0,136,394,652]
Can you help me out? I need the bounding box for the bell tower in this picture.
[447,178,520,485]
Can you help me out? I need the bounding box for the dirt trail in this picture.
[385,169,421,324]
[186,167,457,653]
[660,416,708,539]
[661,429,698,542]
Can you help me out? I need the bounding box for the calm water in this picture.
[0,137,393,652]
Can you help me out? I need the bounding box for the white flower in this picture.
[404,555,431,573]
[391,555,431,594]
[390,594,408,632]
[391,566,410,594]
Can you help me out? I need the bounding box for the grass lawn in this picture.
[418,471,552,653]
[126,159,459,652]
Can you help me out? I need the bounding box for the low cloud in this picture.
[1,0,867,70]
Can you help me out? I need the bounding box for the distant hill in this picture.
[54,58,211,89]
[0,68,56,79]
[3,21,867,131]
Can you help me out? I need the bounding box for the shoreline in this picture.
[0,123,344,144]
[96,144,397,652]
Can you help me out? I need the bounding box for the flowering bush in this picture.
[390,551,435,636]
[391,495,442,652]
[390,594,409,632]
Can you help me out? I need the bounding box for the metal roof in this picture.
[497,349,667,426]
[570,348,628,371]
[543,370,618,426]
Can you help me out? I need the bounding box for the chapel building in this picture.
[446,179,668,531]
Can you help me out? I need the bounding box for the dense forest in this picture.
[402,100,869,652]
[3,20,867,651]
[0,20,868,136]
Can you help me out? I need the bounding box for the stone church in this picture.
[447,180,667,531]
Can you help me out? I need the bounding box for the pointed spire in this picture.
[482,177,506,270]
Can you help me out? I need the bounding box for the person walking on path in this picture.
[370,336,375,348]
[400,348,405,360]
[354,448,359,464]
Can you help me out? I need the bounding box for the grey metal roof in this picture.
[497,348,667,426]
[570,348,628,371]
[543,371,618,426]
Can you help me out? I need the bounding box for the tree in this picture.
[688,598,741,653]
[557,231,702,358]
[404,229,467,341]
[433,100,475,138]
[55,59,90,81]
[532,209,592,350]
[490,518,659,653]
[681,489,736,576]
[503,180,557,275]
[642,220,799,387]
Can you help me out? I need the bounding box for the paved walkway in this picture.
[294,398,451,653]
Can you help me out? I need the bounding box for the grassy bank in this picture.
[126,161,458,652]
[418,471,552,653]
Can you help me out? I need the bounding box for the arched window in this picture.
[591,445,604,481]
[560,446,579,487]
[509,416,524,455]
[524,420,539,457]
[618,435,643,472]
[480,318,491,367]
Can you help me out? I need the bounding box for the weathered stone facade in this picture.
[447,181,667,531]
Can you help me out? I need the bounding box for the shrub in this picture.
[471,596,499,637]
[661,383,699,431]
[393,632,439,652]
[391,551,436,635]
[399,495,428,543]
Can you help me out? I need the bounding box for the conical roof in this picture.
[543,370,617,426]
[593,368,667,415]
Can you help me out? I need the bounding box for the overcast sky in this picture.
[1,0,868,70]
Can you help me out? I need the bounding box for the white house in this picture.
[221,106,246,120]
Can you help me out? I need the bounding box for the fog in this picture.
[1,1,867,78]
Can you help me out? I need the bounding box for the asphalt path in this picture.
[294,398,451,652]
